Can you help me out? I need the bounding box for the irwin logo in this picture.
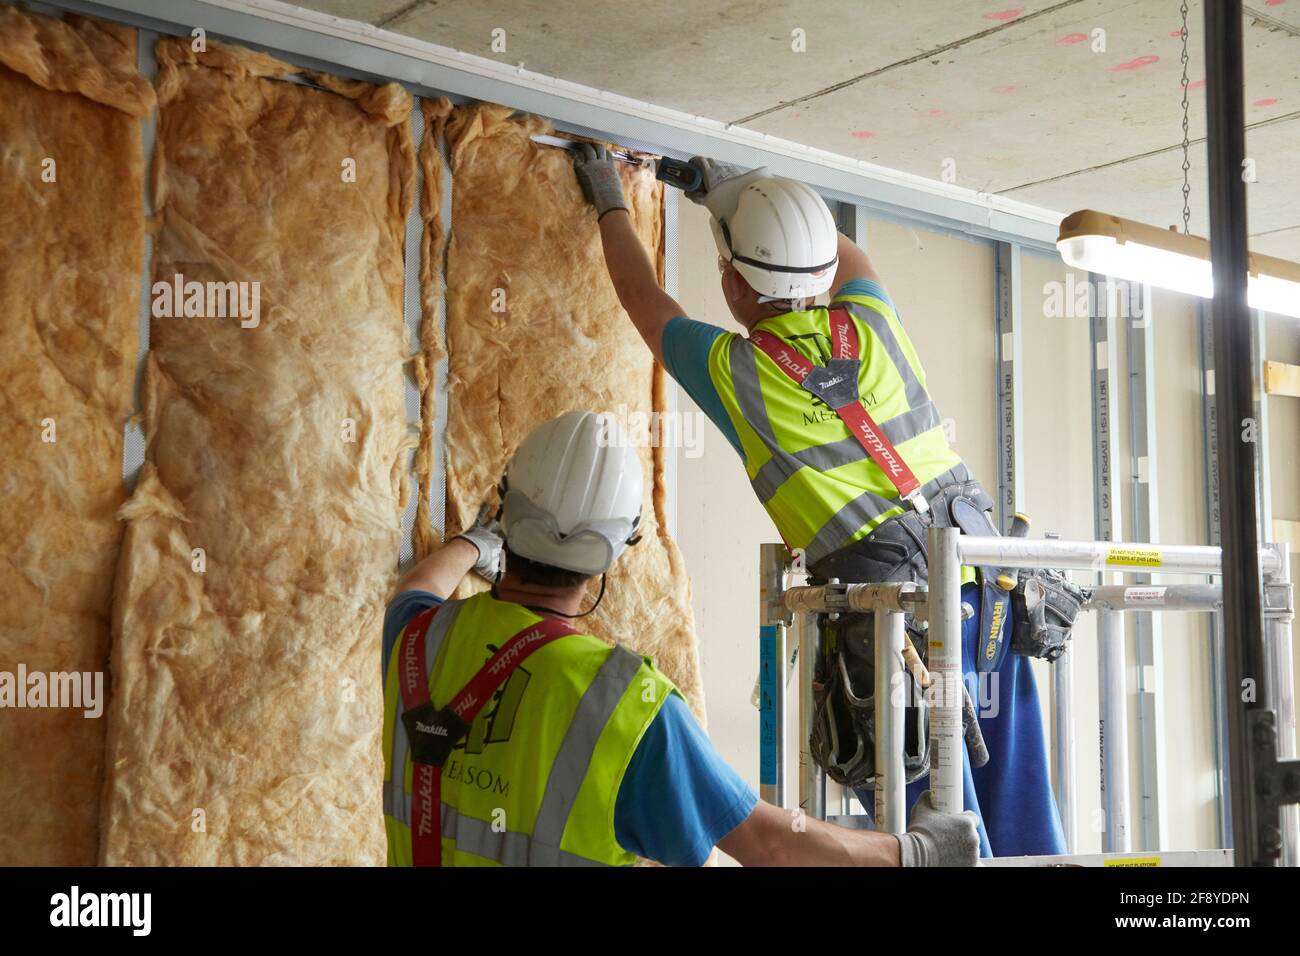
[984,600,1007,661]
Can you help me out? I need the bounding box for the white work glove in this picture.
[573,144,629,219]
[684,156,771,222]
[896,791,980,867]
[453,505,505,583]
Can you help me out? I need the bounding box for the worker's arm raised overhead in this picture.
[574,144,683,366]
[829,229,884,290]
[597,209,683,366]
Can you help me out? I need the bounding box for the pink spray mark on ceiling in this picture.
[1111,54,1160,72]
[1169,29,1183,37]
[1265,0,1284,7]
[1254,97,1279,107]
[1057,32,1088,45]
[993,84,1018,94]
[851,130,875,139]
[927,108,946,118]
[983,8,1023,21]
[1184,78,1207,91]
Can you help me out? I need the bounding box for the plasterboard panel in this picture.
[1149,288,1217,853]
[863,217,999,488]
[1018,250,1101,853]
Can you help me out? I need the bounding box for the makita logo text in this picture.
[402,634,422,694]
[775,349,806,375]
[415,765,436,836]
[416,721,449,736]
[834,321,852,354]
[857,422,905,476]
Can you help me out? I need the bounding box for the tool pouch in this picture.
[810,622,930,788]
[806,477,997,786]
[1010,568,1087,661]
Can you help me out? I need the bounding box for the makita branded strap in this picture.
[748,308,927,508]
[398,608,579,866]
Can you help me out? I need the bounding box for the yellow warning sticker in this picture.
[1106,548,1163,568]
[1104,856,1161,867]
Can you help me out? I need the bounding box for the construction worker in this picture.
[573,149,1082,857]
[382,409,980,866]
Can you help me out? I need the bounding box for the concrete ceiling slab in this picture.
[744,0,1298,195]
[297,0,1064,121]
[285,0,1300,260]
[292,0,413,23]
[1004,115,1300,249]
[1248,226,1300,262]
[1248,1,1300,31]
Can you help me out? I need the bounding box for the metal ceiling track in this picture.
[35,0,1063,252]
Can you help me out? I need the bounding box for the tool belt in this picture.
[808,479,997,790]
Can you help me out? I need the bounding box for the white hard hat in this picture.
[711,176,839,300]
[501,411,643,576]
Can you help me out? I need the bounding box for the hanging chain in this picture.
[1179,0,1192,234]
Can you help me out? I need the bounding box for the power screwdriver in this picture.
[531,133,704,193]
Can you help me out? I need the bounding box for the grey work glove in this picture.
[684,156,771,221]
[453,505,505,583]
[896,791,980,867]
[1011,568,1086,662]
[573,144,628,220]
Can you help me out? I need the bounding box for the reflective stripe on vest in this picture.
[731,302,966,564]
[386,614,645,866]
[379,797,609,866]
[388,599,463,834]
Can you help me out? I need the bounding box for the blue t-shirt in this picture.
[661,278,898,458]
[383,590,757,867]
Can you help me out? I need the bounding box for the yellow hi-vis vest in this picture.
[704,290,970,567]
[382,591,677,866]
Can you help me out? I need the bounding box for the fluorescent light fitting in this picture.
[1057,210,1300,319]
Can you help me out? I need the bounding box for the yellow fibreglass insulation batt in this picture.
[431,104,705,719]
[98,38,412,865]
[0,8,152,866]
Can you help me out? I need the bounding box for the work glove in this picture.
[684,156,771,222]
[896,791,980,867]
[453,505,505,583]
[1010,568,1087,662]
[573,143,628,220]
